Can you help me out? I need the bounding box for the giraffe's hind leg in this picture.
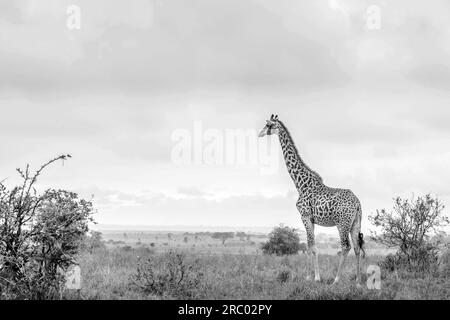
[332,223,351,285]
[350,210,364,286]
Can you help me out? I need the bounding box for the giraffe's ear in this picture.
[274,115,278,120]
[270,114,274,121]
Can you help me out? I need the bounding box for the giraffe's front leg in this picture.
[302,217,321,282]
[312,246,321,282]
[305,252,312,281]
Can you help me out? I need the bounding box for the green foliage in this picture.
[381,243,440,275]
[370,194,448,251]
[0,156,95,300]
[129,251,203,299]
[370,194,448,273]
[261,224,301,256]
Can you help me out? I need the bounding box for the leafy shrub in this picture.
[370,195,448,274]
[381,253,400,272]
[276,269,291,284]
[129,251,203,299]
[0,156,95,300]
[122,246,133,252]
[381,244,439,275]
[261,224,301,256]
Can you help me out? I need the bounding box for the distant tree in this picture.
[194,235,199,241]
[236,232,247,241]
[183,236,188,244]
[123,232,128,239]
[246,234,251,241]
[261,224,301,256]
[168,233,173,240]
[211,232,234,245]
[370,194,449,271]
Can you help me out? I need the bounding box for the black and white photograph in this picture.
[0,0,449,305]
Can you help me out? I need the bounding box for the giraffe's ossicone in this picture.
[259,114,366,285]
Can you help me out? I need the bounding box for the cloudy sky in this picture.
[1,0,449,234]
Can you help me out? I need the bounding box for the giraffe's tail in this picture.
[354,200,366,259]
[358,232,366,259]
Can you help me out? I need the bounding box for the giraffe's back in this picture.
[308,186,360,227]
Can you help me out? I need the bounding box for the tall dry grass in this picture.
[73,247,450,300]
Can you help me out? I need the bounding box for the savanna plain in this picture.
[76,231,450,300]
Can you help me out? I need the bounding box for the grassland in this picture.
[72,231,449,300]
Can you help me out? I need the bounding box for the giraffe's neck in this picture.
[277,122,322,195]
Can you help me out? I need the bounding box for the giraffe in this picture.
[258,114,365,285]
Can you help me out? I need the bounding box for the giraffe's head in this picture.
[258,114,280,137]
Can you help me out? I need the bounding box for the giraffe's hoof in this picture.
[315,275,321,282]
